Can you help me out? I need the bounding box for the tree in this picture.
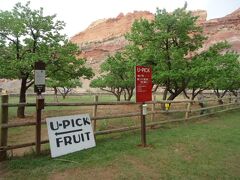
[47,79,82,100]
[185,42,229,100]
[0,2,93,117]
[91,75,123,101]
[206,42,240,103]
[126,4,206,100]
[184,56,211,100]
[90,52,135,101]
[188,41,240,103]
[46,42,94,100]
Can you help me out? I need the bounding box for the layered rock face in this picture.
[71,9,240,90]
[203,8,240,52]
[71,11,154,74]
[71,11,154,90]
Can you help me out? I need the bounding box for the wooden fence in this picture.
[0,94,240,161]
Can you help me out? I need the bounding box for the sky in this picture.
[1,0,240,38]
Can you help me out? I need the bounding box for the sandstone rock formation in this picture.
[71,9,240,84]
[70,9,240,90]
[71,11,154,90]
[71,11,154,45]
[202,8,240,52]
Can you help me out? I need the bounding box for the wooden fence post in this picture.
[151,94,156,122]
[36,95,44,155]
[92,95,98,132]
[0,94,9,161]
[140,103,147,147]
[185,102,191,120]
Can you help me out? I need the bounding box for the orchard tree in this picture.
[47,79,82,100]
[184,56,211,100]
[46,42,94,100]
[91,75,123,101]
[227,56,240,98]
[185,42,230,100]
[186,41,240,103]
[206,43,240,103]
[90,52,135,101]
[0,2,93,117]
[126,4,206,100]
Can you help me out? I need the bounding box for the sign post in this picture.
[46,114,96,158]
[135,66,152,147]
[135,66,152,103]
[34,61,46,154]
[141,104,147,147]
[34,61,46,94]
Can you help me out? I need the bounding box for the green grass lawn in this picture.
[1,110,240,179]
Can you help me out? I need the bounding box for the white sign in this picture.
[35,70,45,85]
[46,114,96,158]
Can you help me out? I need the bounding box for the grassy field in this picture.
[1,109,240,179]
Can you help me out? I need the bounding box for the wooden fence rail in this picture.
[1,96,235,107]
[0,94,240,161]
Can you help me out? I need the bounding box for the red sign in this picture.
[135,66,152,102]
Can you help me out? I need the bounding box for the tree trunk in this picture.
[62,94,66,99]
[17,77,27,118]
[218,99,224,104]
[191,88,203,101]
[214,89,224,104]
[115,88,122,101]
[126,88,134,101]
[53,87,58,102]
[116,95,121,101]
[231,90,237,97]
[100,88,122,101]
[123,90,127,101]
[183,89,190,99]
[167,88,185,101]
[127,89,133,101]
[167,93,178,101]
[161,88,168,110]
[162,88,168,101]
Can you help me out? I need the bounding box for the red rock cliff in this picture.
[70,9,240,89]
[203,8,240,52]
